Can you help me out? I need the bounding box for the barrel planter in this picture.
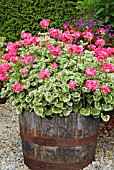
[19,111,100,170]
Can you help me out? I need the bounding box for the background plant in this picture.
[75,0,114,27]
[0,0,78,42]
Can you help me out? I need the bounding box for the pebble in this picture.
[0,104,114,170]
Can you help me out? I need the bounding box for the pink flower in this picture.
[0,73,7,81]
[51,62,58,69]
[21,59,28,66]
[83,31,94,41]
[50,48,62,57]
[22,68,28,75]
[0,63,12,73]
[85,80,99,91]
[24,54,35,63]
[101,86,110,94]
[59,31,73,44]
[97,28,106,35]
[95,38,105,47]
[3,53,12,61]
[102,63,114,72]
[73,31,81,39]
[68,44,83,54]
[85,67,97,77]
[68,44,76,53]
[74,45,83,54]
[21,31,32,39]
[12,83,24,92]
[8,48,18,56]
[9,56,20,63]
[46,44,54,51]
[94,48,109,62]
[39,69,50,79]
[69,80,76,89]
[40,19,50,28]
[49,28,61,38]
[87,44,96,51]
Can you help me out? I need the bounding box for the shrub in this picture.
[0,0,78,42]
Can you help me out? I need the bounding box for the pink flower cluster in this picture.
[69,80,76,89]
[0,63,12,73]
[51,62,58,69]
[49,28,62,38]
[85,80,99,91]
[59,31,73,44]
[95,38,105,47]
[39,69,50,80]
[68,44,83,54]
[101,86,110,94]
[0,63,12,81]
[102,63,114,72]
[85,67,97,77]
[21,54,35,66]
[21,31,39,46]
[12,83,24,92]
[82,31,94,42]
[50,47,62,58]
[0,74,7,81]
[40,19,50,28]
[3,41,21,63]
[22,68,28,75]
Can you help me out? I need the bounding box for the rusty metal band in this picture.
[20,126,98,147]
[23,153,95,170]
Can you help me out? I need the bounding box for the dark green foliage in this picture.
[0,0,78,42]
[98,0,114,26]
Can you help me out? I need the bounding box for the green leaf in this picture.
[101,113,110,122]
[52,106,62,113]
[93,95,101,101]
[24,81,30,88]
[45,108,53,116]
[55,102,63,108]
[19,92,25,98]
[51,98,58,104]
[16,106,22,114]
[95,102,102,110]
[62,84,69,92]
[12,99,19,106]
[82,87,90,93]
[60,93,71,102]
[111,97,114,104]
[87,96,93,104]
[104,94,112,103]
[73,102,82,112]
[67,102,73,107]
[45,93,54,102]
[25,96,33,103]
[102,104,113,111]
[34,105,44,117]
[96,8,104,15]
[63,109,71,116]
[71,92,80,98]
[80,108,90,116]
[91,108,100,116]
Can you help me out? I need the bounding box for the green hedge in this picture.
[0,0,78,42]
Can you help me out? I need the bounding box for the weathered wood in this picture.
[19,111,100,170]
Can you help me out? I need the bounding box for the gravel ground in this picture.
[0,104,114,170]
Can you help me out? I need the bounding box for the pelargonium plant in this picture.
[0,19,114,121]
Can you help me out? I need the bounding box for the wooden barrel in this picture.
[19,111,100,170]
